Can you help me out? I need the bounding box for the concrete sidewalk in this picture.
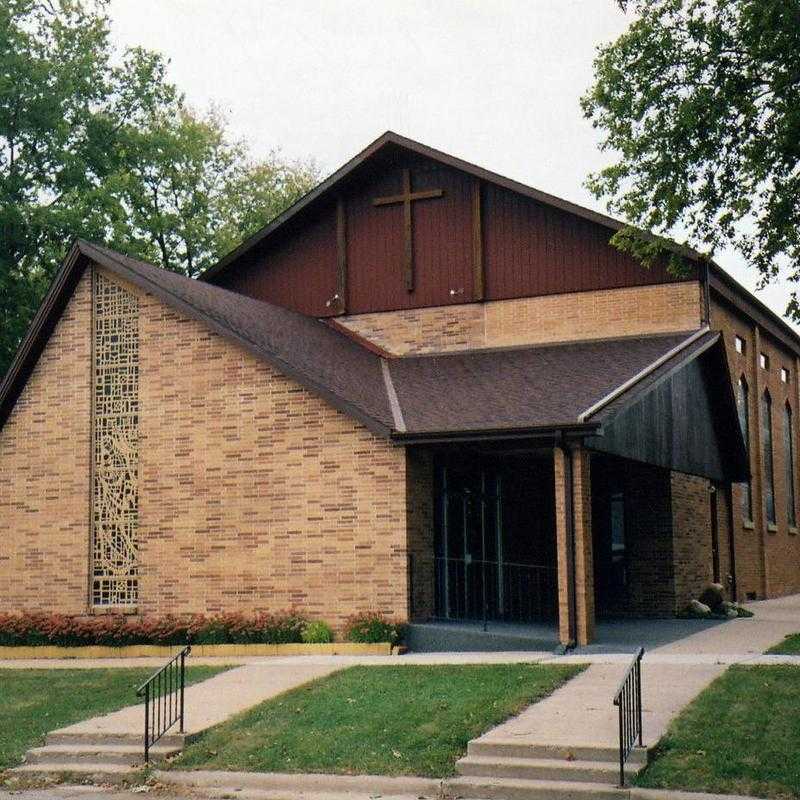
[472,660,723,752]
[57,662,337,737]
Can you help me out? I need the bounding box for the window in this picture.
[610,492,627,590]
[737,376,753,520]
[762,390,776,525]
[735,335,746,354]
[760,353,770,370]
[781,367,790,384]
[785,404,797,527]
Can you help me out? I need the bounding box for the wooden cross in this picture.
[373,168,443,292]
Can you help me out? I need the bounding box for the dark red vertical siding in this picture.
[482,183,694,300]
[213,153,694,318]
[346,160,473,313]
[217,203,338,316]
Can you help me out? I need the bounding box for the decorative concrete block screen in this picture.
[91,272,140,606]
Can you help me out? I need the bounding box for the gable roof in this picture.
[0,240,745,478]
[0,241,394,437]
[199,130,800,357]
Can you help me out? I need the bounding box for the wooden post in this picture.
[554,444,595,646]
[472,178,484,301]
[335,197,347,314]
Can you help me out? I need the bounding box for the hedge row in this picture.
[0,611,405,647]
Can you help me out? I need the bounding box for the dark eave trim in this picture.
[0,241,396,439]
[709,267,800,357]
[0,241,85,430]
[78,242,395,440]
[390,422,600,446]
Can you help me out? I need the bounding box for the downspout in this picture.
[702,260,711,326]
[725,484,738,601]
[557,433,578,648]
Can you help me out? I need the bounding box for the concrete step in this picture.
[25,742,180,767]
[447,775,628,800]
[11,762,140,784]
[45,730,185,748]
[468,739,648,766]
[456,754,643,783]
[405,623,556,653]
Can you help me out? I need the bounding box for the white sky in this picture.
[106,0,796,327]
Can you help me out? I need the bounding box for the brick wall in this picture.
[671,472,714,609]
[405,448,435,622]
[0,271,92,614]
[711,295,800,599]
[597,459,675,616]
[338,282,703,355]
[0,265,413,627]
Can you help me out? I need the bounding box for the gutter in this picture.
[390,422,600,446]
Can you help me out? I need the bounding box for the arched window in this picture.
[784,403,796,527]
[762,390,776,524]
[736,376,752,520]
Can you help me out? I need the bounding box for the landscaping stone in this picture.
[687,600,712,618]
[698,583,725,609]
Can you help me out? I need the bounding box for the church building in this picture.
[1,132,798,646]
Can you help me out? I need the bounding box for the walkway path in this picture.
[58,661,337,737]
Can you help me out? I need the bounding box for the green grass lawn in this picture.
[0,665,227,772]
[173,663,582,778]
[766,633,800,655]
[636,665,800,799]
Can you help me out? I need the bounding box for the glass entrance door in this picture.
[433,456,557,624]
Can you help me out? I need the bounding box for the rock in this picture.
[725,608,738,619]
[688,599,712,618]
[699,582,725,609]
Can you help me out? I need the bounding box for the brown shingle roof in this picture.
[0,241,716,443]
[387,332,708,437]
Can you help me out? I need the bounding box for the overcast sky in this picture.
[106,0,795,326]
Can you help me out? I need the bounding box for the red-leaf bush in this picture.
[0,611,308,647]
[342,611,405,645]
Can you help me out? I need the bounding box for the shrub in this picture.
[301,620,334,644]
[0,611,311,647]
[343,612,405,644]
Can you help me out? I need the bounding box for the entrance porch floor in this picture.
[408,593,800,655]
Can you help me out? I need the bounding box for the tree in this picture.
[582,1,800,316]
[0,0,319,377]
[107,107,318,278]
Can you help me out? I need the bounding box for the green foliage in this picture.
[0,665,227,769]
[301,620,334,644]
[342,612,406,644]
[0,0,319,378]
[636,665,800,798]
[173,664,583,778]
[582,1,800,315]
[766,632,800,654]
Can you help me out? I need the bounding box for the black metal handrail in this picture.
[613,646,644,787]
[136,645,190,763]
[434,555,558,626]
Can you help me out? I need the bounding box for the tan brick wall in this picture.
[405,448,435,622]
[0,271,93,614]
[711,295,800,599]
[671,472,715,610]
[338,282,703,355]
[0,265,412,627]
